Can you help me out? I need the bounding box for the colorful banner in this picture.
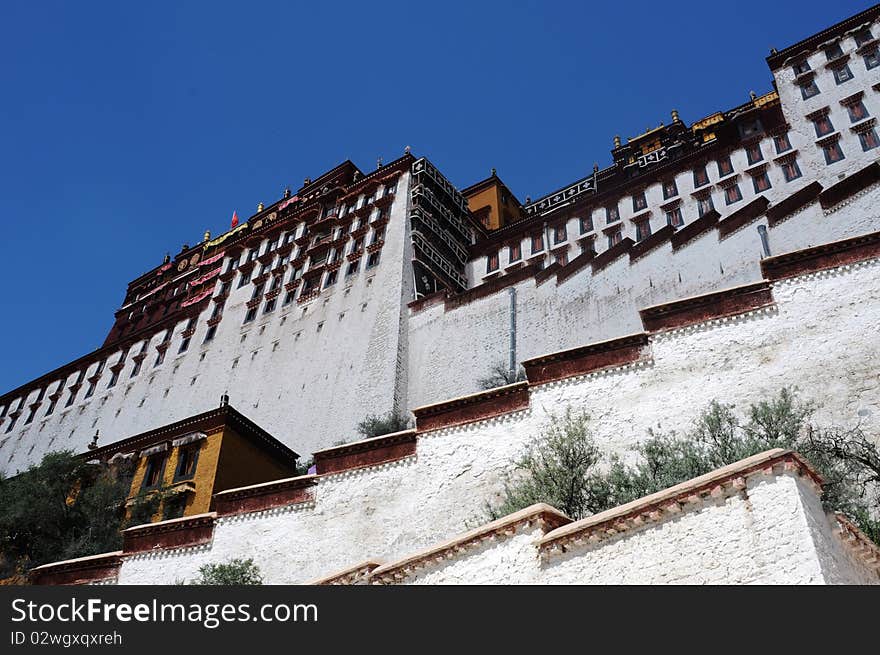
[198,250,226,268]
[204,223,248,250]
[181,287,215,307]
[189,266,222,288]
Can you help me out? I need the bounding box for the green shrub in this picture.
[191,558,263,585]
[356,412,410,439]
[486,389,880,543]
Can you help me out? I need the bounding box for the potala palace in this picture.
[7,5,880,584]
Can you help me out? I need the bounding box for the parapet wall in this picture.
[29,234,880,584]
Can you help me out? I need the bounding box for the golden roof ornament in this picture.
[257,202,264,212]
[613,135,621,148]
[671,109,680,123]
[203,230,211,242]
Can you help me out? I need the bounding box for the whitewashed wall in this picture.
[0,173,414,472]
[390,475,877,585]
[115,257,880,584]
[407,183,880,408]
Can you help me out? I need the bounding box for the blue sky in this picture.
[0,0,870,393]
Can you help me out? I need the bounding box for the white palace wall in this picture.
[106,250,880,585]
[406,179,880,409]
[0,173,414,471]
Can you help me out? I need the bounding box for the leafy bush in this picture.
[190,558,263,585]
[486,389,880,543]
[356,412,410,439]
[477,362,526,390]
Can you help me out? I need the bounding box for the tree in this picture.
[0,450,175,575]
[486,389,880,543]
[486,408,605,520]
[356,411,411,439]
[477,362,526,390]
[190,558,263,585]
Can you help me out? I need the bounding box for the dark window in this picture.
[833,64,854,84]
[142,454,166,489]
[693,166,709,187]
[509,242,521,262]
[792,60,811,76]
[865,49,880,69]
[854,29,874,47]
[553,251,568,266]
[781,158,802,182]
[662,180,678,199]
[154,351,165,367]
[801,79,821,99]
[846,100,869,122]
[606,229,622,249]
[130,360,142,378]
[717,157,734,176]
[605,205,619,223]
[739,120,763,138]
[635,220,651,242]
[323,271,338,288]
[243,307,257,323]
[773,133,792,153]
[65,389,76,407]
[822,140,845,164]
[859,128,880,151]
[746,143,764,165]
[45,398,57,416]
[632,192,647,212]
[752,172,772,193]
[108,369,120,388]
[825,43,844,60]
[666,207,684,228]
[238,269,252,288]
[812,114,834,137]
[531,233,544,253]
[487,252,499,273]
[553,224,567,244]
[366,251,381,269]
[346,260,359,277]
[178,337,191,353]
[724,184,743,205]
[251,282,265,300]
[579,217,593,233]
[697,194,715,217]
[174,444,200,481]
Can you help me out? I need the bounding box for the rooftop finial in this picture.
[257,201,264,212]
[304,177,311,186]
[163,253,170,264]
[88,430,99,450]
[203,230,211,242]
[593,162,599,172]
[220,392,229,407]
[377,156,383,169]
[491,167,497,177]
[404,145,411,154]
[770,47,778,54]
[283,187,291,199]
[749,90,757,100]
[525,196,531,204]
[613,135,621,148]
[671,109,680,123]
